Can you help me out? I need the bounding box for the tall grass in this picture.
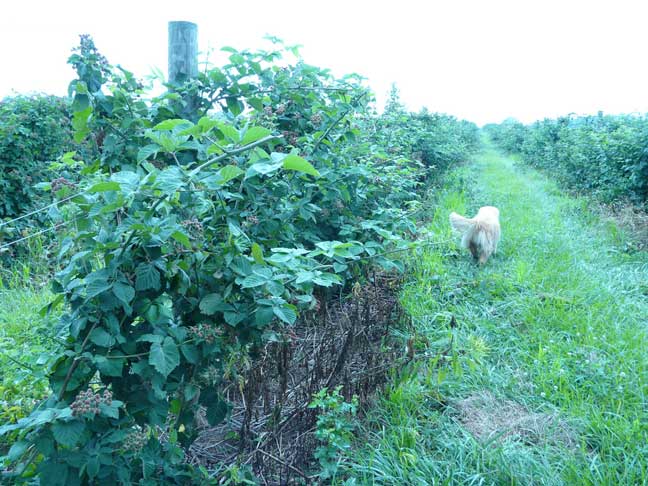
[0,236,59,448]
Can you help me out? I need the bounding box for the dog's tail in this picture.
[449,212,475,233]
[449,212,482,250]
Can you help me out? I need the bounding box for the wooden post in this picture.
[168,21,199,121]
[168,21,198,84]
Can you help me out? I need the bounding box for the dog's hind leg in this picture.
[468,240,479,260]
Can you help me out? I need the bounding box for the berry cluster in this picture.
[242,214,259,226]
[51,177,77,193]
[70,389,113,416]
[198,365,221,386]
[188,324,219,344]
[181,218,203,235]
[123,426,149,452]
[281,130,299,146]
[310,113,322,125]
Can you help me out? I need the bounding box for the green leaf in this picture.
[218,123,240,142]
[199,293,223,315]
[0,408,69,436]
[154,119,193,131]
[85,280,111,299]
[95,356,124,377]
[156,166,185,193]
[251,243,264,264]
[72,93,89,111]
[240,268,272,288]
[267,280,285,296]
[196,116,220,132]
[248,97,264,111]
[206,398,230,426]
[87,455,100,479]
[137,144,159,163]
[113,282,135,305]
[52,420,85,447]
[312,273,342,287]
[273,305,297,324]
[99,400,122,419]
[135,263,161,291]
[89,328,115,347]
[72,106,92,143]
[282,154,320,177]
[255,306,275,326]
[218,165,244,184]
[333,262,348,272]
[111,171,140,194]
[138,333,164,344]
[88,181,121,193]
[226,97,244,116]
[246,160,283,178]
[171,230,192,249]
[8,440,29,461]
[149,337,180,377]
[181,344,200,364]
[224,311,246,326]
[241,126,272,145]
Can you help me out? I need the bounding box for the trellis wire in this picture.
[0,191,85,228]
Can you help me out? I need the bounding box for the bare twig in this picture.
[256,449,312,481]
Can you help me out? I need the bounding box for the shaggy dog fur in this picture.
[449,206,501,264]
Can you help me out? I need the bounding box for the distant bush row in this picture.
[0,96,85,221]
[485,115,648,206]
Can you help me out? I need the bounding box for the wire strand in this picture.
[0,220,75,252]
[0,191,85,228]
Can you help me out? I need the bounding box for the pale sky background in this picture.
[1,0,647,126]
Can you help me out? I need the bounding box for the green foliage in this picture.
[0,35,477,484]
[483,117,527,153]
[0,268,58,453]
[309,386,358,480]
[486,114,648,206]
[379,85,480,173]
[0,95,75,221]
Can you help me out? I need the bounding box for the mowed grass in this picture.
[339,146,648,485]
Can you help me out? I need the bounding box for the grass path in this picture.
[341,146,648,485]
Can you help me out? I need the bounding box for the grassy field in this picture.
[339,146,648,485]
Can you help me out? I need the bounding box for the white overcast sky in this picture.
[1,0,647,126]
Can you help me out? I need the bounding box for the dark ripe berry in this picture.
[102,390,113,405]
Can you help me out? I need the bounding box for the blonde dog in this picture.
[449,206,501,264]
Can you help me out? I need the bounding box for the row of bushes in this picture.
[1,36,478,484]
[0,96,91,220]
[485,115,648,206]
